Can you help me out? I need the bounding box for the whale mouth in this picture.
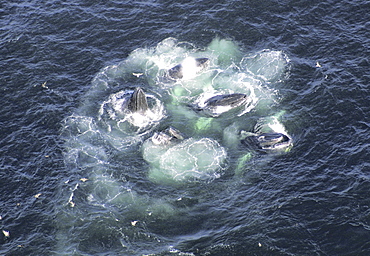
[242,132,292,152]
[204,93,248,108]
[192,93,249,117]
[98,88,165,136]
[126,87,149,113]
[151,127,184,145]
[257,133,292,150]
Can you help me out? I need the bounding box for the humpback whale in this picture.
[95,87,165,130]
[192,93,249,117]
[241,115,293,153]
[125,87,149,113]
[242,132,292,151]
[151,127,184,146]
[168,57,210,80]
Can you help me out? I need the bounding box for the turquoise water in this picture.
[1,1,369,255]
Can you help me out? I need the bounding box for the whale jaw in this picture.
[194,93,249,117]
[126,87,149,113]
[151,127,184,146]
[242,132,292,152]
[205,93,248,108]
[256,133,291,149]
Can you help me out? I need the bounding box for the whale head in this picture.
[193,93,249,117]
[151,127,184,146]
[204,93,248,108]
[126,87,149,114]
[255,132,292,150]
[242,132,292,153]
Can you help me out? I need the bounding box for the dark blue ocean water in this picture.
[1,0,369,255]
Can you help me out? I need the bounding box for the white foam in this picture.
[241,49,289,82]
[143,137,227,184]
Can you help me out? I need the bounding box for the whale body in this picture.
[168,57,210,80]
[192,93,249,117]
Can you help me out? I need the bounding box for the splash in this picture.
[98,89,165,136]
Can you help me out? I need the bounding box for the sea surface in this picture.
[1,0,370,255]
